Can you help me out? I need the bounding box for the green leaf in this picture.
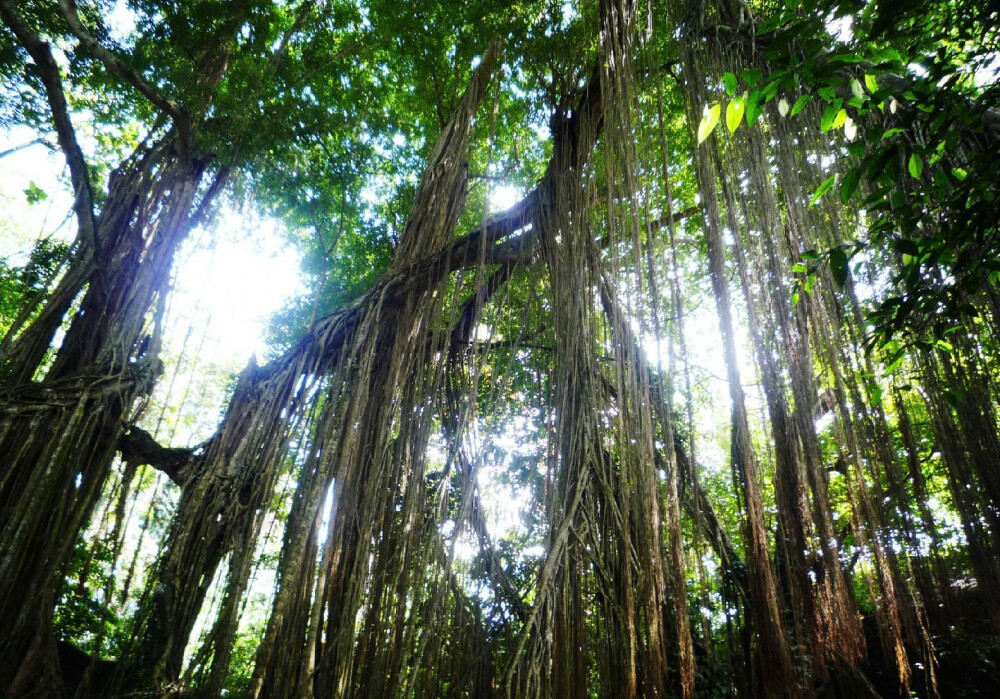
[810,174,837,207]
[933,168,948,189]
[871,47,903,65]
[726,96,745,133]
[746,91,764,126]
[850,78,865,100]
[23,181,48,204]
[908,153,923,178]
[758,14,785,33]
[829,247,849,287]
[831,108,848,130]
[742,68,762,87]
[884,349,906,376]
[818,86,838,102]
[942,388,963,408]
[840,168,860,204]
[723,72,738,96]
[820,99,844,132]
[869,384,884,404]
[790,94,812,116]
[697,104,722,145]
[821,107,836,133]
[864,74,879,94]
[829,51,863,64]
[952,167,968,180]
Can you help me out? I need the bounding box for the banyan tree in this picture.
[1,0,999,696]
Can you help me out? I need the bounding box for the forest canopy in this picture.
[1,0,999,696]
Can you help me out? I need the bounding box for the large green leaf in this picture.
[829,247,849,287]
[840,168,861,204]
[791,94,812,116]
[723,72,738,96]
[726,96,745,133]
[697,104,722,145]
[820,99,844,132]
[810,174,837,207]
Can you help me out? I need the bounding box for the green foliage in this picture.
[839,167,860,204]
[0,238,69,337]
[722,72,738,96]
[22,181,47,204]
[749,0,1000,350]
[809,174,836,207]
[55,538,125,657]
[828,246,849,287]
[6,1,1000,694]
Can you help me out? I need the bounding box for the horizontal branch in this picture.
[0,366,140,414]
[596,205,702,251]
[117,425,202,487]
[0,138,47,160]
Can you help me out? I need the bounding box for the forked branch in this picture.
[56,0,193,160]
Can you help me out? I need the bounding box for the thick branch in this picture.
[597,205,701,251]
[450,264,517,346]
[56,0,192,159]
[0,0,97,251]
[117,425,201,487]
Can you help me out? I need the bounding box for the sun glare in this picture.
[490,184,522,212]
[169,211,305,364]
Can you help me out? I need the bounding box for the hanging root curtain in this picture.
[4,1,1000,697]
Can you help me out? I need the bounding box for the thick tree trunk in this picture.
[0,137,219,694]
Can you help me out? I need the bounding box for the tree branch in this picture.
[0,138,46,160]
[0,0,97,253]
[56,0,192,161]
[268,0,316,72]
[117,425,203,487]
